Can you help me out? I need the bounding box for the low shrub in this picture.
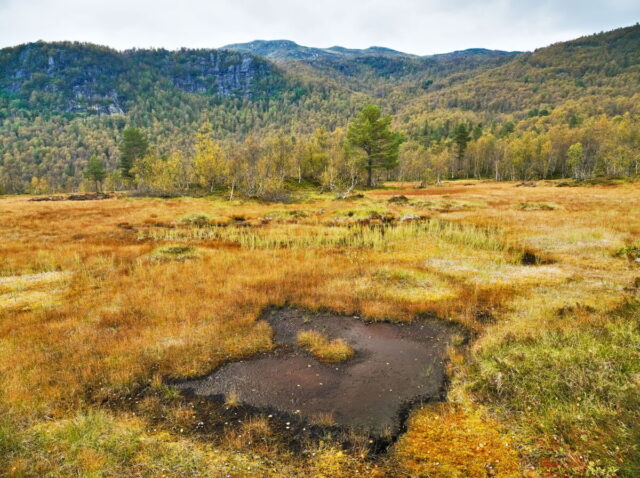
[179,213,211,227]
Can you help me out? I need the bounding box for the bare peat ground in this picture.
[177,307,455,436]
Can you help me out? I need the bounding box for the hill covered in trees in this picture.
[0,24,639,194]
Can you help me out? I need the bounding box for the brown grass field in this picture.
[0,181,639,477]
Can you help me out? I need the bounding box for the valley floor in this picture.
[0,181,638,477]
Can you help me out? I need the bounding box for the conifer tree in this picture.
[347,105,403,187]
[119,127,148,180]
[85,155,106,192]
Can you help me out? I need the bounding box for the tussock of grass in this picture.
[296,330,355,362]
[309,412,336,427]
[225,389,240,407]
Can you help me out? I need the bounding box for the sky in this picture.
[0,0,638,55]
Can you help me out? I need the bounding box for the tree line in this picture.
[80,105,402,198]
[400,110,640,184]
[4,101,640,197]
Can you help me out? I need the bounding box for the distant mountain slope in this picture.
[0,38,523,123]
[2,26,637,122]
[223,40,521,94]
[418,23,640,112]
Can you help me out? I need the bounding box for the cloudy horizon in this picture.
[0,0,638,55]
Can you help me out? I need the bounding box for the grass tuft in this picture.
[296,330,355,362]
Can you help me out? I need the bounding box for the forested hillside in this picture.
[0,24,639,194]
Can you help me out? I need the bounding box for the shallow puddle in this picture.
[177,308,454,435]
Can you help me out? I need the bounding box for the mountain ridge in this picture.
[221,39,520,61]
[221,39,417,60]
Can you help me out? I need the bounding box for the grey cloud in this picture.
[0,0,638,54]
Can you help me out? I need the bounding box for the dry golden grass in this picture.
[1,181,639,476]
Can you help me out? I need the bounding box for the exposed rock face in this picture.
[168,51,263,95]
[0,42,277,114]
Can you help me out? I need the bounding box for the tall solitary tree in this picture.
[85,155,107,192]
[347,105,403,187]
[453,123,471,177]
[119,127,148,180]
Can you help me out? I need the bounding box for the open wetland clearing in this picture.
[1,181,639,477]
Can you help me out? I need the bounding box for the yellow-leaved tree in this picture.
[193,123,230,193]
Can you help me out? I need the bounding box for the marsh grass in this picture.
[4,410,304,477]
[224,389,240,407]
[140,217,513,255]
[309,412,336,427]
[410,198,487,211]
[0,271,70,311]
[393,403,521,478]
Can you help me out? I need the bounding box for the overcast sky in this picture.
[0,0,638,55]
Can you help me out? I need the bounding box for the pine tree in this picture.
[453,124,471,177]
[119,127,148,180]
[347,105,403,187]
[85,155,107,192]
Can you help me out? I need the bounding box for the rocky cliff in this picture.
[0,42,282,114]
